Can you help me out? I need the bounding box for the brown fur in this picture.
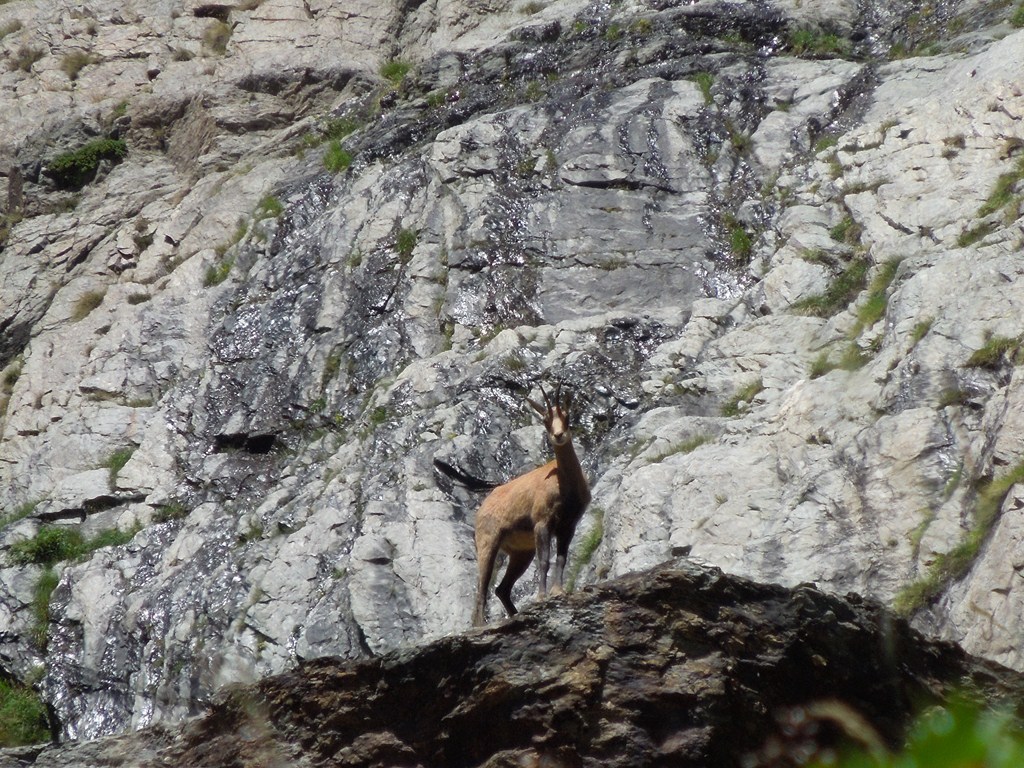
[472,388,590,626]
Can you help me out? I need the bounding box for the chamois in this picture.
[472,384,590,626]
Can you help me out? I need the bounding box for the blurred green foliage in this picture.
[814,699,1024,768]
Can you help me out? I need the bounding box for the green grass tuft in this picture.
[977,156,1024,218]
[690,72,714,104]
[894,461,1024,616]
[566,508,604,592]
[814,697,1024,768]
[792,258,869,318]
[323,140,353,173]
[204,257,234,287]
[72,289,106,321]
[61,50,95,81]
[721,379,764,417]
[380,59,411,85]
[202,20,232,55]
[787,27,851,57]
[9,522,141,569]
[964,335,1022,369]
[9,527,85,567]
[255,194,283,220]
[850,259,900,337]
[727,220,753,262]
[13,45,44,72]
[1013,1,1024,27]
[395,228,418,262]
[0,678,50,746]
[105,447,134,484]
[650,435,713,463]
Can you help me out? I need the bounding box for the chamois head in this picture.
[527,383,573,447]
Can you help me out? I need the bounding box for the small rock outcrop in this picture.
[8,562,1024,767]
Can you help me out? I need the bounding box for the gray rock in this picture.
[2,0,1024,745]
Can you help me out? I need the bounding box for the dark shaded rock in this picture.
[19,562,1024,767]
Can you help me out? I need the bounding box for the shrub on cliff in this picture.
[46,138,128,190]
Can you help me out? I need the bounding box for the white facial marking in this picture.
[550,412,569,445]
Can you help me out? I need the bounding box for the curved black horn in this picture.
[527,383,548,416]
[539,383,553,410]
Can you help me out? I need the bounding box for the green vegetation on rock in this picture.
[810,697,1024,768]
[793,258,869,318]
[324,140,353,173]
[47,138,127,189]
[0,678,50,747]
[894,461,1024,616]
[380,59,411,85]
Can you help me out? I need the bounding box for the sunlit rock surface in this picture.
[1,0,1024,744]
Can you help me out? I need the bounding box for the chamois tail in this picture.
[432,458,500,492]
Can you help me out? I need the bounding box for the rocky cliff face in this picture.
[9,562,1024,768]
[1,0,1024,746]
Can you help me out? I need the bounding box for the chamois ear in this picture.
[526,397,547,417]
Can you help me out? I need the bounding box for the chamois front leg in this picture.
[550,534,571,595]
[534,523,552,598]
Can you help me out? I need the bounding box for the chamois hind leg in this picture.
[473,535,502,627]
[495,550,534,617]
